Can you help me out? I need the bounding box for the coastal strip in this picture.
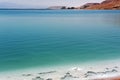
[0,59,120,80]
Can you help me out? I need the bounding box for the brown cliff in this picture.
[80,0,120,10]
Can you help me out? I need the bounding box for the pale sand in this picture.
[0,59,120,80]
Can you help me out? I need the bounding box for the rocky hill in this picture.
[80,0,120,10]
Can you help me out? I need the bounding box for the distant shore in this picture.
[0,0,120,10]
[0,59,120,80]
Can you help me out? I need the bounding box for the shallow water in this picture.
[0,10,120,72]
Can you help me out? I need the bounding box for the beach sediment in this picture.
[0,60,120,80]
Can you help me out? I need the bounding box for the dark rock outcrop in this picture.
[46,78,52,80]
[84,69,118,78]
[38,71,56,75]
[32,76,44,80]
[80,3,100,9]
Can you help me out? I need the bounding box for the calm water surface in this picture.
[0,10,120,71]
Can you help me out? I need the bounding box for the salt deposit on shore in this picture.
[0,59,120,80]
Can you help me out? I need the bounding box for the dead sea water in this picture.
[0,10,120,72]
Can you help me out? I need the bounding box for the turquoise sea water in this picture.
[0,10,120,72]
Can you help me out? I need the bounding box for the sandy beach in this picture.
[0,59,120,80]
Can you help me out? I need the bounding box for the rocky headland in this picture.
[48,0,120,10]
[80,0,120,10]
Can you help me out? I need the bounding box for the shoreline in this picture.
[0,59,120,80]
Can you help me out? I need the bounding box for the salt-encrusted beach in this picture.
[0,59,120,80]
